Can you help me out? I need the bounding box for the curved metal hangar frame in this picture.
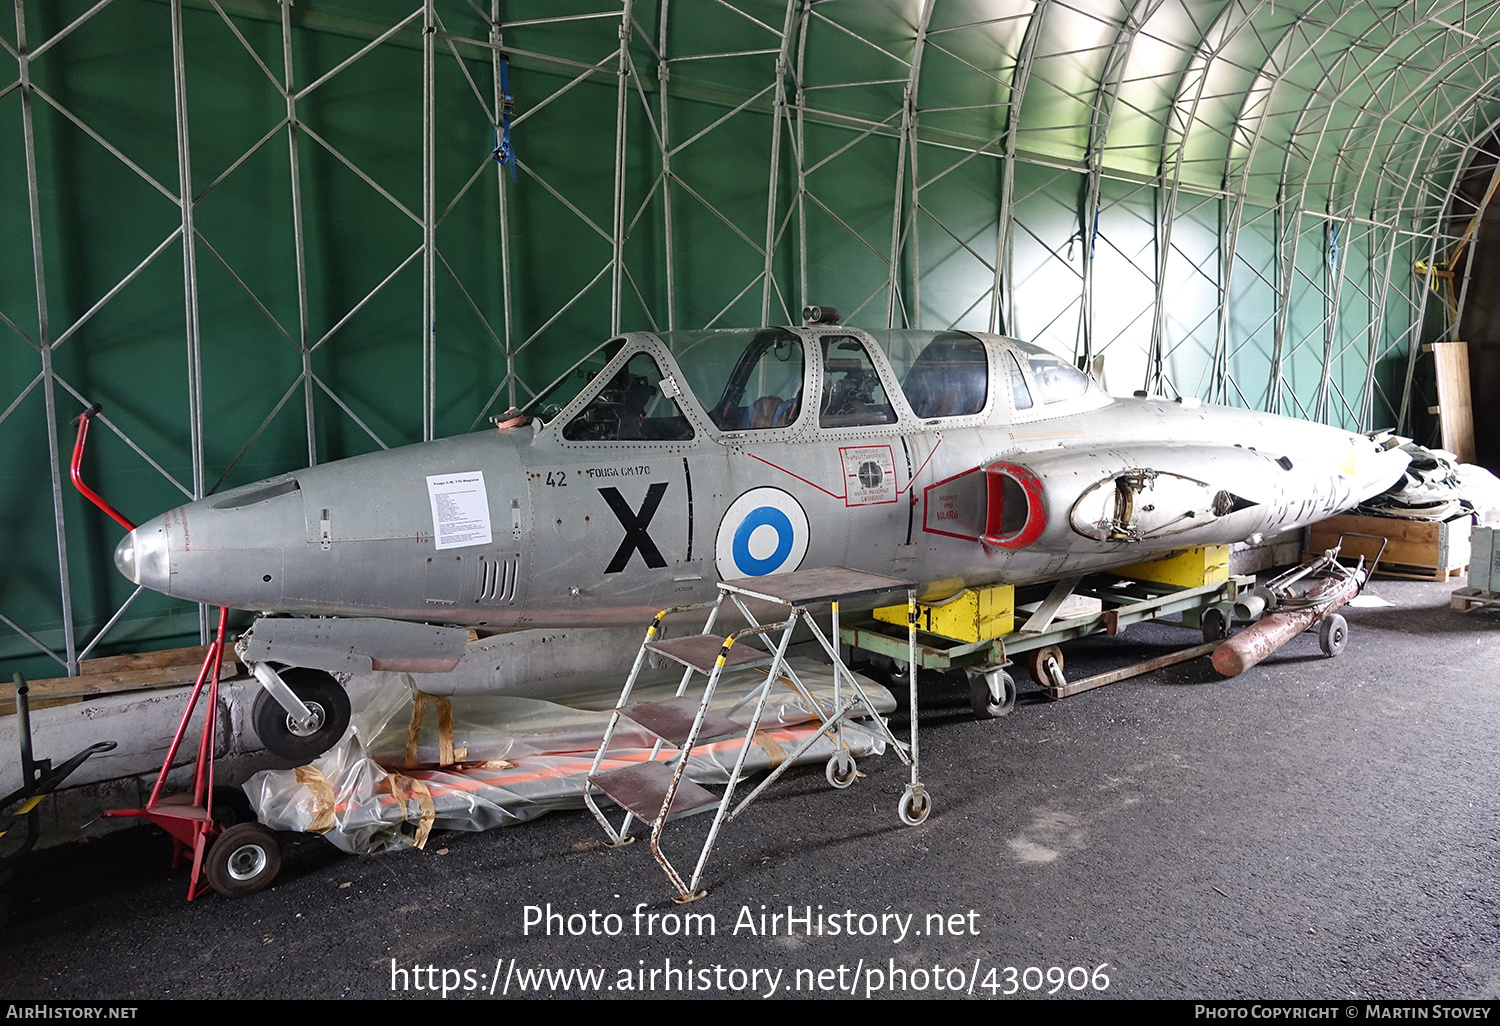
[3,0,1498,673]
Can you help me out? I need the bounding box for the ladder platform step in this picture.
[589,763,719,822]
[622,698,744,748]
[645,634,770,673]
[719,566,915,606]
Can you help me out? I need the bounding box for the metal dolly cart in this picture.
[584,567,925,903]
[841,571,1250,712]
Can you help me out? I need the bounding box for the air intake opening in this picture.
[982,462,1047,549]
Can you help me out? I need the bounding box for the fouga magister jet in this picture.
[112,311,1409,759]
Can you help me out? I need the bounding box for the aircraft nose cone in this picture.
[114,519,170,591]
[113,532,135,582]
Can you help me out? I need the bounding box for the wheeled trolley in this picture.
[842,570,1249,715]
[101,608,281,900]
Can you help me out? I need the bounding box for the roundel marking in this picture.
[715,487,809,579]
[733,506,794,575]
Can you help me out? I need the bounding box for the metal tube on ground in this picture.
[1212,606,1323,677]
[1233,592,1267,622]
[1214,572,1363,677]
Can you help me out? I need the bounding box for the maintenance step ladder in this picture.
[583,566,927,903]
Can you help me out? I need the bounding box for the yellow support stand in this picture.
[870,549,1225,645]
[1115,545,1229,588]
[873,584,1015,643]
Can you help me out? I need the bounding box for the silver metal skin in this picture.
[115,326,1409,659]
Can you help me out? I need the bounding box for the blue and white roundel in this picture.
[715,487,809,580]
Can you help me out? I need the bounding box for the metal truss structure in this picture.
[4,0,1499,672]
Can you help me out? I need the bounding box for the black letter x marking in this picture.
[600,483,669,573]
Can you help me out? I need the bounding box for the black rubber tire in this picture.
[861,653,899,687]
[968,668,1017,719]
[1318,613,1348,657]
[210,785,256,829]
[1201,606,1232,643]
[251,668,351,763]
[205,823,281,898]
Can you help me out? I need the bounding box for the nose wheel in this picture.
[251,668,351,762]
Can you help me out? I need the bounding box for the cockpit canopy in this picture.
[522,326,1098,442]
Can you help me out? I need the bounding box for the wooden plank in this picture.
[1425,341,1475,463]
[1377,563,1464,582]
[79,644,222,676]
[3,660,235,716]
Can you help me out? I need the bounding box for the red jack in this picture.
[73,406,280,899]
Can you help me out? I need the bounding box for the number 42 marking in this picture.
[546,470,567,487]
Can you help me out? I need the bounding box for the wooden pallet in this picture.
[1450,587,1500,612]
[1378,562,1469,583]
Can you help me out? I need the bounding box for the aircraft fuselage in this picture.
[115,328,1409,631]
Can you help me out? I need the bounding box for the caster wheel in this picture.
[862,654,898,687]
[206,823,281,898]
[252,668,351,763]
[967,668,1017,719]
[210,785,256,829]
[1318,613,1348,657]
[1201,605,1232,643]
[898,786,930,826]
[825,750,857,789]
[1024,646,1064,687]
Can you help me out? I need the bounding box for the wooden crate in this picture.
[1117,545,1230,588]
[1306,512,1473,582]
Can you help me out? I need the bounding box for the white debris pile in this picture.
[244,659,894,855]
[1355,442,1500,525]
[1457,463,1500,526]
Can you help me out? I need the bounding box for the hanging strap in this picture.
[492,54,517,181]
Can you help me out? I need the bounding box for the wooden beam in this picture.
[79,644,220,675]
[5,659,237,716]
[1423,341,1476,463]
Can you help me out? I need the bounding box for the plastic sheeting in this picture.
[245,659,896,854]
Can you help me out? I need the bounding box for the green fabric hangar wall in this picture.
[3,0,1493,678]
